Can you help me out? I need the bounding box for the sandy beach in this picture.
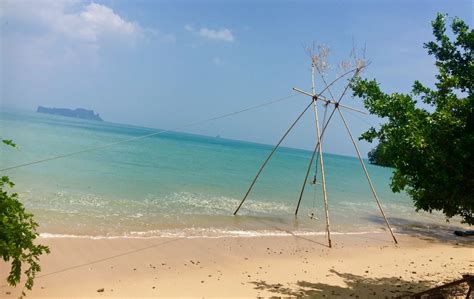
[1,230,472,298]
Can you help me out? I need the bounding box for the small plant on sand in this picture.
[352,13,473,224]
[1,139,50,296]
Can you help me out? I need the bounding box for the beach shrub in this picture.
[1,140,50,296]
[352,13,473,224]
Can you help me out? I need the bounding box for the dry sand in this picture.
[1,232,472,298]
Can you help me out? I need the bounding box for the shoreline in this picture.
[1,233,472,298]
[37,230,388,240]
[34,217,472,240]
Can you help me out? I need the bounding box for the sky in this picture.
[1,0,472,157]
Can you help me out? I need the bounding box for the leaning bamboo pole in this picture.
[233,100,314,215]
[336,107,398,244]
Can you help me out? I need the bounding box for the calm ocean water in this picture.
[0,108,459,238]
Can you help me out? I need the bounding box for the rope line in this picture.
[1,93,303,172]
[343,106,374,126]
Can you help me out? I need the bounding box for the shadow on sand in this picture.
[250,269,470,298]
[250,217,330,247]
[366,215,473,246]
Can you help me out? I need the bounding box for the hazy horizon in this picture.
[2,105,369,160]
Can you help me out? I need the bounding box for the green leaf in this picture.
[1,140,50,293]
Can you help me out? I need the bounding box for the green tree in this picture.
[1,140,50,296]
[352,13,473,224]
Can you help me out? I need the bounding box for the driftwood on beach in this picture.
[399,274,474,299]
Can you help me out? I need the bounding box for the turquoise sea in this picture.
[0,108,460,238]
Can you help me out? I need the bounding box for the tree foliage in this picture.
[1,140,50,296]
[352,13,473,224]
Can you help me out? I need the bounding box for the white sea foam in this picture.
[40,229,384,240]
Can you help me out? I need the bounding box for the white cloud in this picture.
[1,0,175,71]
[1,1,142,43]
[71,2,140,41]
[198,28,234,42]
[185,24,234,43]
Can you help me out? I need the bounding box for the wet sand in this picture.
[1,232,472,298]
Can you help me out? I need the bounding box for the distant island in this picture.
[367,143,394,168]
[37,106,103,122]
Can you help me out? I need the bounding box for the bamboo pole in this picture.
[310,64,332,248]
[233,101,314,215]
[336,107,398,244]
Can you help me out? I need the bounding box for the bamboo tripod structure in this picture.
[233,61,398,247]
